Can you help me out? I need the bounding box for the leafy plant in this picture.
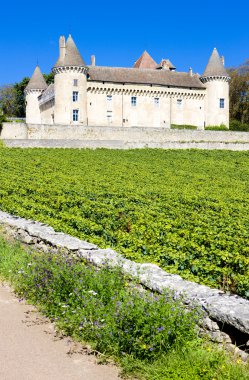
[0,235,248,380]
[0,149,249,298]
[205,125,229,131]
[229,119,249,132]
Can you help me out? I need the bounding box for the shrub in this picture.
[0,114,6,134]
[229,119,249,132]
[171,124,197,130]
[205,124,228,131]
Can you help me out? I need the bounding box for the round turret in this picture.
[52,35,88,125]
[200,48,230,127]
[25,66,48,124]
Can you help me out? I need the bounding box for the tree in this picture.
[0,85,17,116]
[228,60,249,125]
[13,77,30,117]
[0,72,54,118]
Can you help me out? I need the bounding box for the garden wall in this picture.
[2,123,249,150]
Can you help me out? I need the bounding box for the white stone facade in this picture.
[25,36,230,129]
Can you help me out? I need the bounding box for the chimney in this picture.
[189,67,193,76]
[91,55,96,66]
[59,36,66,61]
[221,56,225,66]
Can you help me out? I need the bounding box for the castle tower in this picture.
[200,48,230,127]
[24,66,48,124]
[52,35,88,125]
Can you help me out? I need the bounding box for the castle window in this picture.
[107,95,112,102]
[73,79,78,87]
[177,99,182,108]
[154,97,160,107]
[72,91,78,102]
[131,96,137,107]
[107,110,113,123]
[220,98,224,108]
[73,109,79,122]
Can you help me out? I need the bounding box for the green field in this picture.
[0,148,249,298]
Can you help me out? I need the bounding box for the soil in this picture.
[0,283,120,380]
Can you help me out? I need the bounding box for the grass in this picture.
[205,125,229,131]
[0,233,248,380]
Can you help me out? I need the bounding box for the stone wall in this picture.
[2,122,249,144]
[1,123,28,139]
[0,210,248,361]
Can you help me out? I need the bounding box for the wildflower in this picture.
[157,326,164,332]
[88,290,97,296]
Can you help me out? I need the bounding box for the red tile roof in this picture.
[133,51,157,69]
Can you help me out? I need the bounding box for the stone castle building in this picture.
[25,35,230,129]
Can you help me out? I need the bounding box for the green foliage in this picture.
[229,119,249,132]
[0,236,199,360]
[0,149,249,298]
[0,86,17,116]
[171,124,197,130]
[43,72,54,85]
[205,125,229,131]
[0,235,248,380]
[0,113,6,134]
[123,345,249,379]
[228,67,249,125]
[13,77,30,117]
[0,72,54,118]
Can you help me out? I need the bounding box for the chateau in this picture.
[25,35,230,129]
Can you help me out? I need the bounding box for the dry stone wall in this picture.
[2,123,249,151]
[0,210,248,360]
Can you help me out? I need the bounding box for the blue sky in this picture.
[0,0,248,85]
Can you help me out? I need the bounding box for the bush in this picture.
[171,124,197,130]
[229,119,249,132]
[205,125,228,131]
[0,114,6,134]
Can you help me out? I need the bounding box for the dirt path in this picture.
[0,283,120,380]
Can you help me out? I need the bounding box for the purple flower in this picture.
[157,326,164,332]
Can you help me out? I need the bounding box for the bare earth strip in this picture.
[0,283,120,380]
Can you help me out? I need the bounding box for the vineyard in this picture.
[0,148,248,298]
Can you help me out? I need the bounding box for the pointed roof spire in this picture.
[133,51,157,69]
[25,66,48,91]
[54,35,85,68]
[202,48,228,77]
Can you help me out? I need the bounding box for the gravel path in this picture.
[0,283,120,380]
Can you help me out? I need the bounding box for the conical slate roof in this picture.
[25,66,48,91]
[54,35,85,67]
[202,48,228,77]
[134,51,157,69]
